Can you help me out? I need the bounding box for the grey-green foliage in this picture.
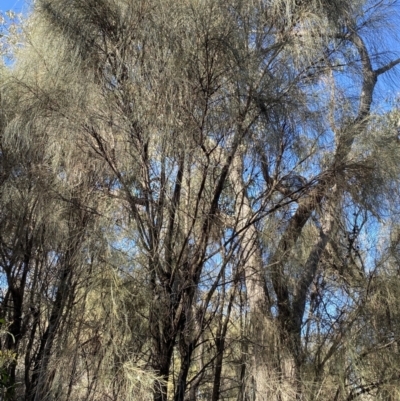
[1,0,400,400]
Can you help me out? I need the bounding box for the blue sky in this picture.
[1,0,29,13]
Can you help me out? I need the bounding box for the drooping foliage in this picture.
[1,1,400,400]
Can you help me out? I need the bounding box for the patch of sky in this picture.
[1,0,27,14]
[1,0,31,66]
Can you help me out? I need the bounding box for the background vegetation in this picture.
[1,0,400,400]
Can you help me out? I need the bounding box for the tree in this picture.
[1,0,400,400]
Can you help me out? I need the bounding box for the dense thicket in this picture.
[1,0,400,400]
